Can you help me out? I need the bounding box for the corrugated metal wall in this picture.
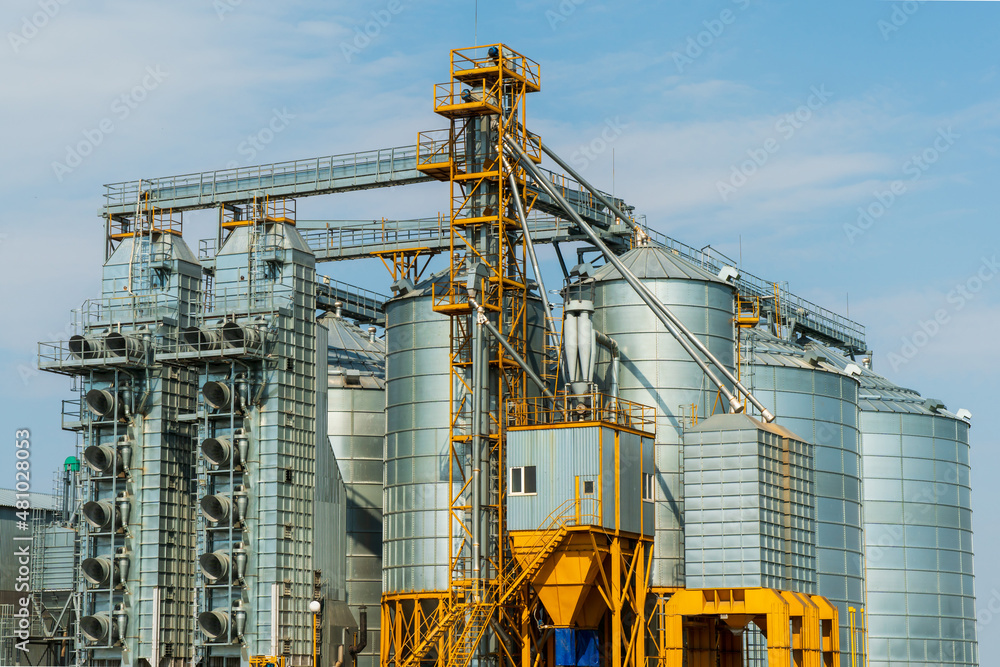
[325,314,386,667]
[744,330,864,663]
[683,413,816,593]
[593,245,736,588]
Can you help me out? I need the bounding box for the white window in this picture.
[642,473,654,502]
[510,466,537,495]
[582,480,595,495]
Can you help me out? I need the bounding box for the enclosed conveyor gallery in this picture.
[29,42,977,667]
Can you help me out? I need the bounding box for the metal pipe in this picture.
[470,308,484,589]
[351,605,368,658]
[504,138,743,414]
[470,300,555,400]
[594,330,619,399]
[506,160,567,389]
[537,139,774,422]
[505,160,553,322]
[553,242,570,279]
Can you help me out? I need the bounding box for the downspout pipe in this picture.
[504,138,745,416]
[470,300,556,401]
[594,330,619,399]
[504,158,553,325]
[535,139,774,422]
[505,159,567,388]
[350,606,368,660]
[470,300,484,591]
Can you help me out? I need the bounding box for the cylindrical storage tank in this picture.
[384,272,456,594]
[743,329,863,662]
[321,312,386,667]
[592,245,736,587]
[822,349,978,667]
[384,271,546,594]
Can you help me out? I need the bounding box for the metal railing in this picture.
[451,45,541,90]
[638,225,866,351]
[416,130,456,170]
[38,339,148,371]
[77,293,191,329]
[434,77,503,115]
[315,278,388,323]
[103,145,426,216]
[508,392,656,432]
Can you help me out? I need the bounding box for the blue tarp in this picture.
[554,629,600,667]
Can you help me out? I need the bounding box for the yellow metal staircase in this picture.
[393,524,570,667]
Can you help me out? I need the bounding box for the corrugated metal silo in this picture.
[322,312,386,667]
[591,245,736,588]
[822,349,978,667]
[744,329,863,662]
[383,270,545,594]
[383,271,455,594]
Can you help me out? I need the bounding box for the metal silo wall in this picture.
[329,377,385,667]
[383,285,546,594]
[749,352,863,663]
[593,266,735,588]
[383,291,454,593]
[860,409,977,666]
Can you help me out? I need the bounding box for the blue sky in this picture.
[2,0,998,656]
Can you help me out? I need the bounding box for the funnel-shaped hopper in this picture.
[510,531,608,628]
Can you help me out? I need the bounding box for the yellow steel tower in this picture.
[382,44,542,667]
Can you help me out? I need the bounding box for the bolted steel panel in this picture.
[593,245,736,588]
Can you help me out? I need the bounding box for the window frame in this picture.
[642,472,655,502]
[510,465,537,496]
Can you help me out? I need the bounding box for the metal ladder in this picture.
[247,198,267,306]
[541,311,564,389]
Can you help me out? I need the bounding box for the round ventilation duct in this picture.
[198,610,230,641]
[201,436,235,467]
[222,322,261,349]
[82,501,115,531]
[202,382,233,410]
[182,326,222,351]
[199,551,231,581]
[200,494,232,524]
[80,613,112,643]
[69,335,106,360]
[84,390,119,418]
[104,332,142,358]
[83,445,118,475]
[81,557,114,586]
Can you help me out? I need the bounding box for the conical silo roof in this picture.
[592,245,727,284]
[318,312,385,379]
